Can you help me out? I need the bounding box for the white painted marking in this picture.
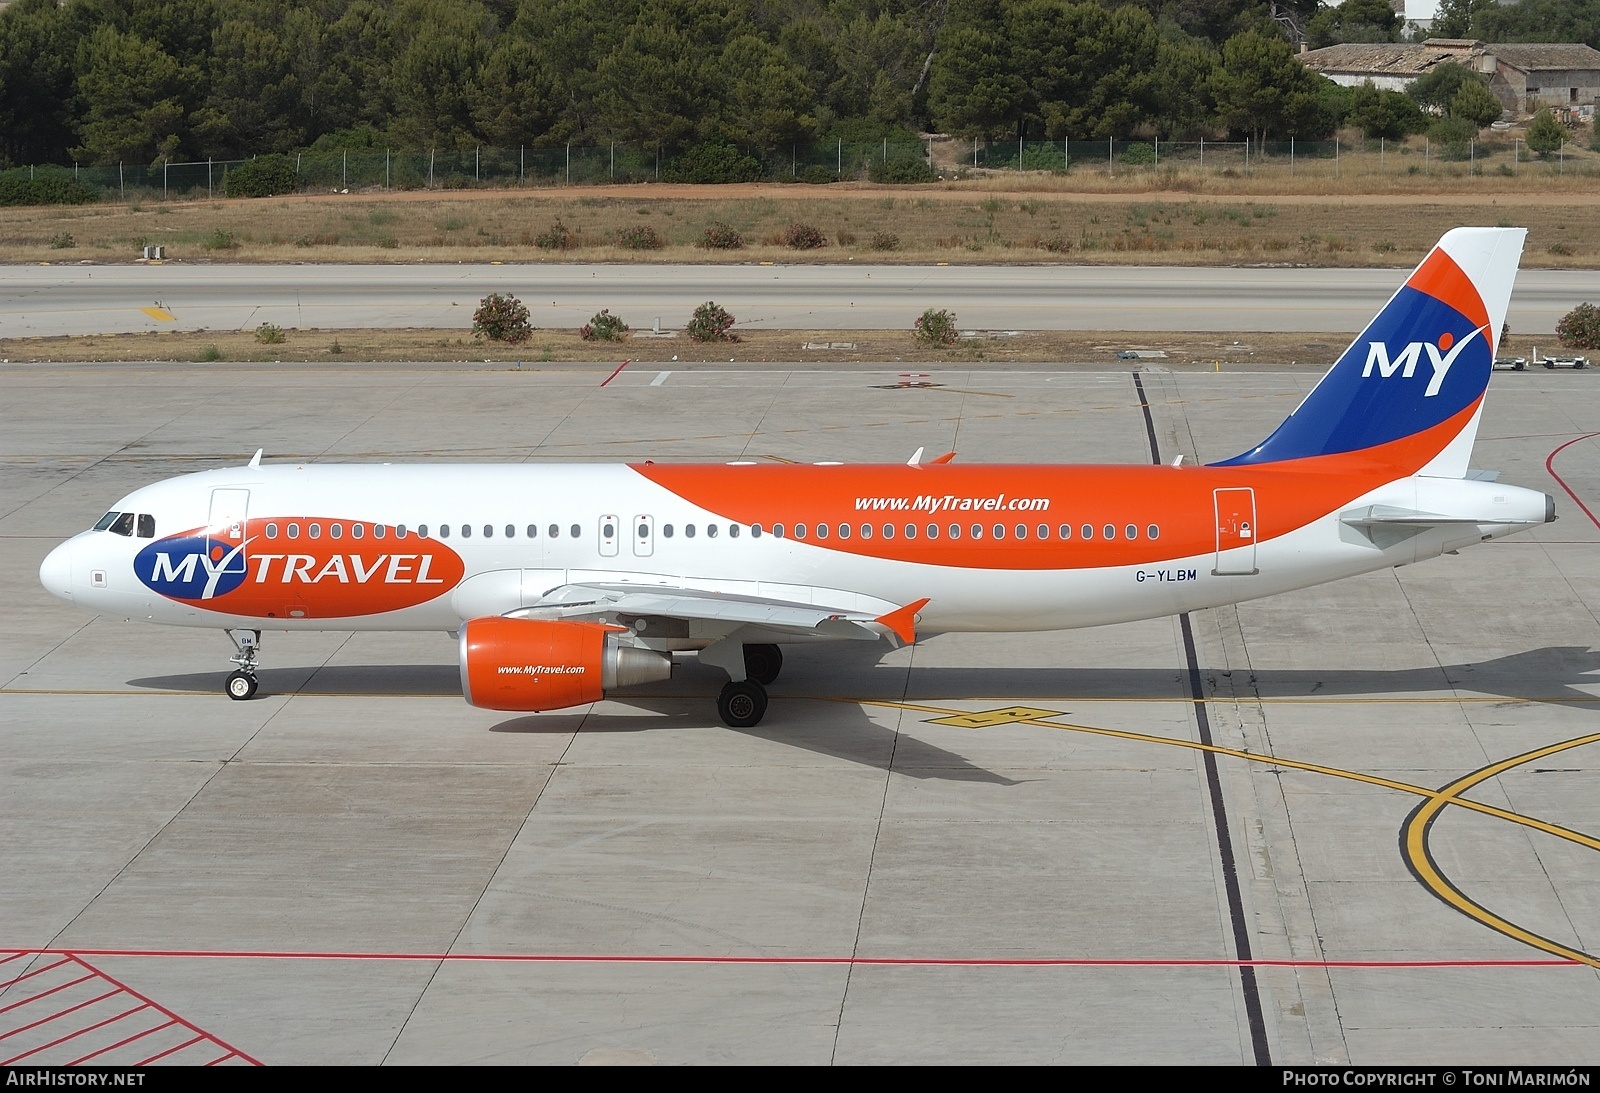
[651,371,672,386]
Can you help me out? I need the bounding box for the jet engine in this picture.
[459,617,673,712]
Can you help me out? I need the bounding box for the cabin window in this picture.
[1081,524,1093,540]
[94,512,121,531]
[602,521,614,539]
[948,524,960,539]
[857,524,871,539]
[882,524,894,539]
[265,522,279,539]
[417,525,429,538]
[1015,524,1027,539]
[1126,524,1138,540]
[837,524,851,539]
[992,524,1005,540]
[570,524,581,539]
[438,524,450,539]
[483,525,494,539]
[707,524,718,539]
[372,525,385,539]
[970,524,983,539]
[639,523,650,539]
[526,525,538,538]
[462,525,473,539]
[816,524,828,539]
[1037,524,1049,539]
[1059,524,1072,539]
[927,524,939,539]
[685,524,696,538]
[1147,524,1159,540]
[774,525,786,539]
[904,524,917,539]
[309,524,321,539]
[287,523,300,539]
[751,524,762,538]
[1103,524,1116,540]
[794,524,806,539]
[351,524,364,539]
[548,524,559,539]
[505,525,515,538]
[110,512,136,536]
[728,524,740,538]
[394,524,406,537]
[663,524,674,538]
[136,514,156,538]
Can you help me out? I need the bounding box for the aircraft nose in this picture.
[39,540,74,602]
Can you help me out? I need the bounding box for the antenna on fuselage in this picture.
[248,449,263,468]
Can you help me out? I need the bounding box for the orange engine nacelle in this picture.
[459,617,673,712]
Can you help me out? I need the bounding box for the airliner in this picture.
[38,227,1552,727]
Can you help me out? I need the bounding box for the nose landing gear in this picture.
[224,629,261,700]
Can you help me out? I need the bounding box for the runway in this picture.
[2,261,1595,338]
[2,359,1599,1064]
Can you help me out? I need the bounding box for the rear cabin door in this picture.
[1213,487,1257,575]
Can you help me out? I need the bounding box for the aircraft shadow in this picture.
[128,645,1598,779]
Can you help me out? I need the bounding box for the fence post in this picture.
[884,136,888,164]
[610,142,614,180]
[1335,136,1339,178]
[1153,135,1158,170]
[519,145,524,183]
[343,150,348,189]
[1560,139,1565,174]
[163,160,167,198]
[1380,136,1384,173]
[1514,138,1519,171]
[1018,132,1023,168]
[837,138,841,175]
[475,146,479,183]
[429,148,435,189]
[207,157,212,198]
[1290,137,1294,178]
[1470,139,1475,170]
[119,161,124,202]
[1425,137,1429,173]
[386,148,391,190]
[565,143,569,186]
[1244,138,1249,176]
[792,143,796,177]
[1108,136,1112,176]
[974,137,977,168]
[1199,136,1204,172]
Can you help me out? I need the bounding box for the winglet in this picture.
[928,451,956,465]
[248,448,263,468]
[876,597,930,644]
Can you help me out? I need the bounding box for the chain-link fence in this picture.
[5,133,1596,202]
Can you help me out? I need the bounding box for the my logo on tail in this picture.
[1362,325,1487,397]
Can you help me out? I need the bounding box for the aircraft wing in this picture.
[506,583,928,645]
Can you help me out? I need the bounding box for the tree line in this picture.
[0,0,1593,171]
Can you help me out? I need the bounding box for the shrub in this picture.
[1549,242,1575,256]
[1427,116,1478,160]
[614,224,663,250]
[837,229,857,246]
[869,157,937,184]
[580,308,629,342]
[1526,107,1566,157]
[870,230,899,251]
[913,307,959,345]
[798,164,839,184]
[697,221,743,249]
[255,322,285,344]
[203,228,238,251]
[473,292,533,343]
[49,231,75,249]
[223,154,299,198]
[534,219,572,250]
[0,173,98,207]
[663,141,764,184]
[780,221,827,249]
[1556,303,1600,349]
[1039,236,1072,253]
[687,301,738,342]
[201,344,222,362]
[1120,142,1157,165]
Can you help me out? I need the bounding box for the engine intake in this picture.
[459,617,673,712]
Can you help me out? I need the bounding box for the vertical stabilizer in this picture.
[1213,227,1526,477]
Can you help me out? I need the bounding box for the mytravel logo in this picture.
[1361,324,1487,398]
[134,517,466,618]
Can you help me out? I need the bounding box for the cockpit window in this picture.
[109,512,136,536]
[136,514,155,538]
[94,511,121,531]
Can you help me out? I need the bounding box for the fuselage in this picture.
[39,458,1552,641]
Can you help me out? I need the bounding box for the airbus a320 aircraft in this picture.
[39,227,1552,728]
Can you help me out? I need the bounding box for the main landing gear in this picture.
[713,644,784,728]
[224,629,261,700]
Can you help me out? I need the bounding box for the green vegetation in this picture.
[0,171,97,206]
[913,307,959,345]
[580,308,629,342]
[1526,109,1567,157]
[1557,303,1600,349]
[473,292,532,344]
[223,155,298,198]
[687,301,737,343]
[255,323,285,345]
[697,222,744,249]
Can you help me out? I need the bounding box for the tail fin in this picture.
[1214,227,1525,477]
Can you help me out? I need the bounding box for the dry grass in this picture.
[9,179,1600,269]
[1,325,1363,367]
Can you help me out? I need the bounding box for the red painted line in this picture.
[1,1004,150,1065]
[2,947,1582,969]
[62,954,262,1067]
[0,972,95,1014]
[598,359,630,387]
[203,1050,239,1066]
[0,957,71,991]
[0,988,122,1041]
[136,1031,205,1066]
[0,953,27,968]
[65,1018,171,1067]
[1546,432,1600,531]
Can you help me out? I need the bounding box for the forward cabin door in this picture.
[1213,487,1258,575]
[632,514,655,558]
[206,488,251,578]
